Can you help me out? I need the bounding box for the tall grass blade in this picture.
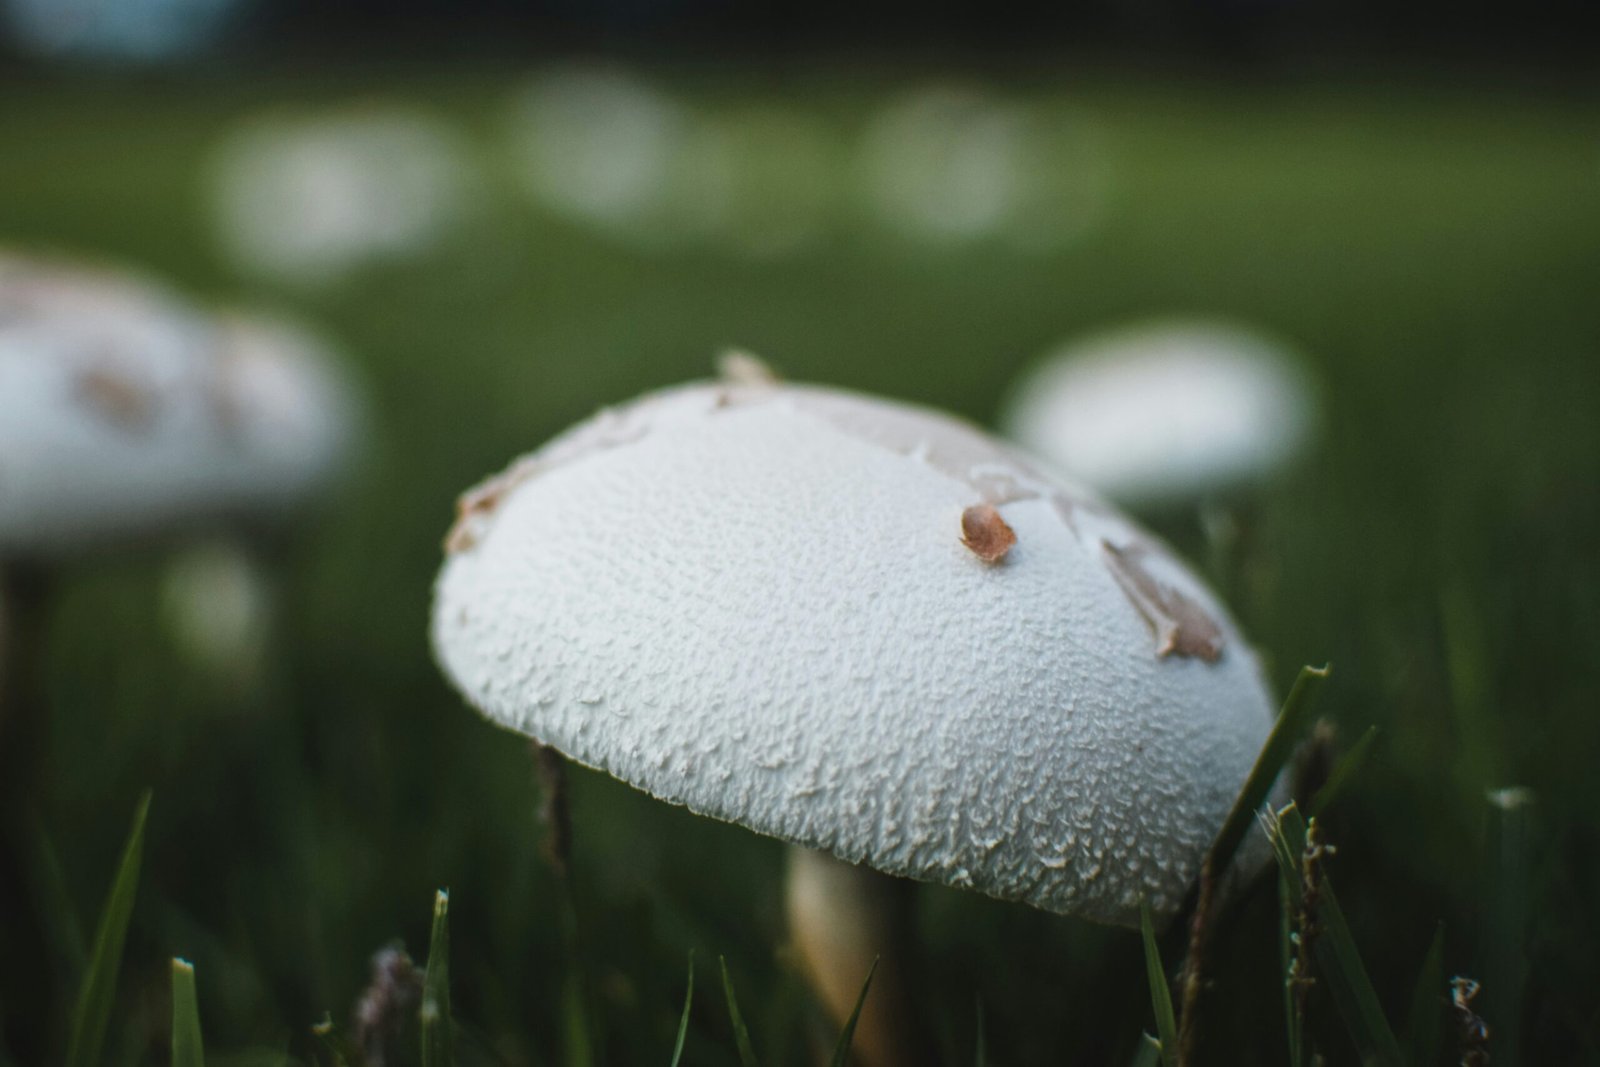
[1138,899,1178,1067]
[973,999,986,1067]
[562,977,595,1067]
[718,956,759,1067]
[826,957,877,1067]
[1269,804,1404,1066]
[421,889,452,1067]
[64,789,152,1067]
[669,952,694,1067]
[1306,724,1380,819]
[171,958,204,1067]
[1406,923,1445,1067]
[1127,1034,1163,1067]
[1485,787,1532,1067]
[1209,665,1330,875]
[30,820,87,972]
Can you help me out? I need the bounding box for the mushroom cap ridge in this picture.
[431,380,1278,926]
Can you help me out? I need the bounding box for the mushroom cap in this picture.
[1001,320,1318,507]
[209,106,472,284]
[0,253,361,558]
[431,378,1278,925]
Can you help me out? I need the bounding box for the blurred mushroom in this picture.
[0,0,242,64]
[1001,319,1319,509]
[432,367,1280,1064]
[506,65,689,244]
[0,251,360,788]
[857,86,1111,251]
[209,105,475,286]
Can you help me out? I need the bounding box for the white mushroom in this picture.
[506,66,689,242]
[1001,320,1319,508]
[0,263,358,555]
[431,371,1279,1063]
[0,251,360,786]
[209,106,474,286]
[856,86,1111,251]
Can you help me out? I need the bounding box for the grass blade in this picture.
[64,789,152,1067]
[421,889,452,1067]
[1127,1034,1163,1067]
[1269,804,1404,1066]
[561,976,595,1067]
[973,999,985,1067]
[718,956,759,1067]
[171,958,204,1067]
[826,957,878,1067]
[1406,923,1445,1067]
[1306,725,1380,819]
[311,1013,355,1066]
[1208,665,1330,876]
[30,820,88,973]
[1485,787,1533,1067]
[669,952,695,1067]
[1317,882,1403,1064]
[1138,899,1178,1067]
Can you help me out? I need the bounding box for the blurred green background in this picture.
[2,61,1598,1065]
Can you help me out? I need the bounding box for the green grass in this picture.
[421,890,452,1067]
[0,61,1597,1064]
[171,959,205,1067]
[1138,900,1179,1067]
[65,791,151,1067]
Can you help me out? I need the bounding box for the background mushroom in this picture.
[0,250,360,925]
[208,105,476,287]
[432,370,1280,1064]
[999,319,1319,510]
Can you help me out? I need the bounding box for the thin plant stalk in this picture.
[1176,665,1329,1064]
[531,744,598,1066]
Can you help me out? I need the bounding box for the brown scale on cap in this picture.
[960,503,1017,564]
[716,348,779,387]
[1101,540,1224,662]
[73,362,158,433]
[444,459,538,554]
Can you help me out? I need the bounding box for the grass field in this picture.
[1,62,1597,1065]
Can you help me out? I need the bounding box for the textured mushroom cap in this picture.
[1001,321,1317,506]
[0,254,361,558]
[432,379,1278,925]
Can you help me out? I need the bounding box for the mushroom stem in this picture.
[532,742,573,878]
[161,538,281,700]
[785,846,925,1067]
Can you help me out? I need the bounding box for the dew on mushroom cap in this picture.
[431,370,1276,924]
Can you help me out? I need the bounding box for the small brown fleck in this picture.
[444,480,504,553]
[1101,540,1225,662]
[443,460,537,554]
[961,503,1017,564]
[74,363,158,433]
